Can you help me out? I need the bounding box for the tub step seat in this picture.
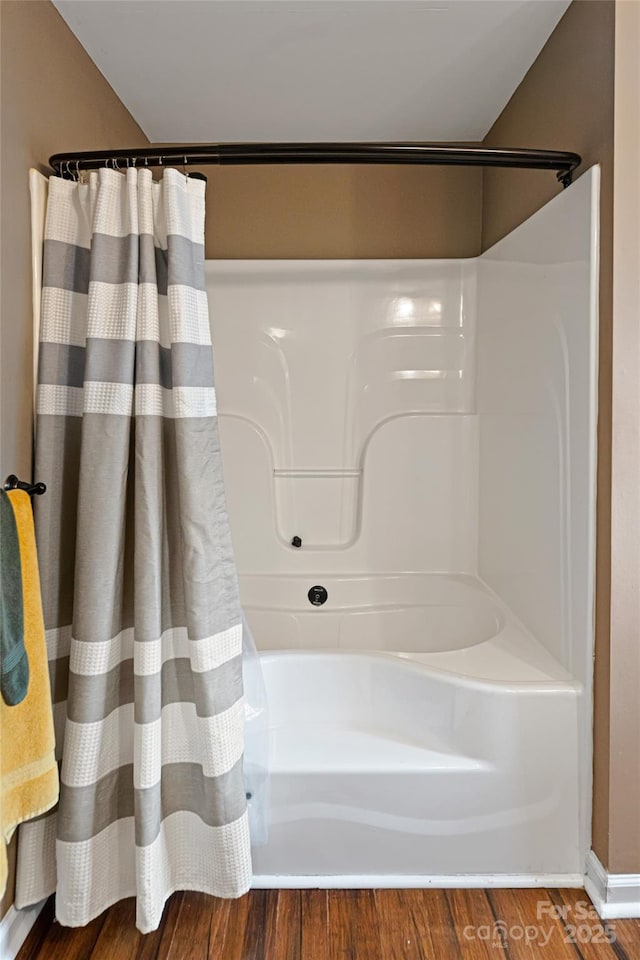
[269,725,490,774]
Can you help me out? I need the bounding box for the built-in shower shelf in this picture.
[274,469,362,548]
[274,470,362,478]
[269,724,490,774]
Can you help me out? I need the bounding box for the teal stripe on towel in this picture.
[1,489,29,705]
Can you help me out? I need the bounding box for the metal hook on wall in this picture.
[4,474,46,497]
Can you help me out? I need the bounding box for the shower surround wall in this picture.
[209,259,478,577]
[206,168,599,882]
[477,168,599,863]
[478,170,598,691]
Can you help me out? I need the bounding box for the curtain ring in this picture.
[114,157,120,171]
[183,156,189,180]
[75,160,81,181]
[144,157,148,167]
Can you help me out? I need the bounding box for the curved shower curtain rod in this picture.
[49,143,582,188]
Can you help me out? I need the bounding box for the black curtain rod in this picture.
[49,143,581,187]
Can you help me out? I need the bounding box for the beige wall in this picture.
[199,163,482,260]
[481,0,615,252]
[481,0,636,874]
[0,0,148,918]
[608,0,640,874]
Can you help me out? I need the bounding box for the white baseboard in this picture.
[252,872,584,889]
[585,850,640,919]
[0,900,46,960]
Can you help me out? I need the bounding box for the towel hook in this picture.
[3,475,46,497]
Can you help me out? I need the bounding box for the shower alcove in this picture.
[207,168,599,885]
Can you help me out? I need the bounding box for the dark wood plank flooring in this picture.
[18,888,640,959]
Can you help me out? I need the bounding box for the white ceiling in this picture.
[53,0,570,144]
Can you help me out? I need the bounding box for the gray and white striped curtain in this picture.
[16,168,251,932]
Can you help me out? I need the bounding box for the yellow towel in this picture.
[1,490,59,898]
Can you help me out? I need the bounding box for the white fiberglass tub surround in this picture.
[207,168,599,886]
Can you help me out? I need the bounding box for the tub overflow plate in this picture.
[308,585,328,606]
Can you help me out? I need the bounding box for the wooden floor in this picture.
[18,888,640,959]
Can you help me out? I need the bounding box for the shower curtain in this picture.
[16,168,251,932]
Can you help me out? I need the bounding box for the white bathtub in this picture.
[242,575,582,887]
[243,574,584,886]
